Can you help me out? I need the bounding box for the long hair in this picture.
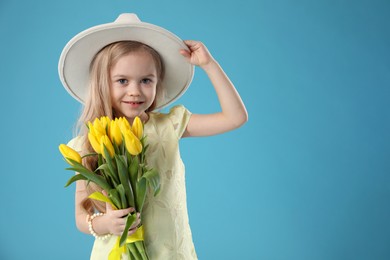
[76,41,165,213]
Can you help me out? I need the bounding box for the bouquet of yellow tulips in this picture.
[59,116,160,260]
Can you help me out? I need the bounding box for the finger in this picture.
[183,40,198,47]
[179,49,191,59]
[130,214,141,229]
[184,40,203,52]
[130,219,141,229]
[106,201,113,212]
[112,207,134,218]
[128,221,141,235]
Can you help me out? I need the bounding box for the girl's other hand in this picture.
[104,203,140,236]
[180,40,215,68]
[101,191,141,236]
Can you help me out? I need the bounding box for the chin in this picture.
[124,111,143,120]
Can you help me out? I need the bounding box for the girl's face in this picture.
[110,50,158,122]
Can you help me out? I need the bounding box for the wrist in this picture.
[200,59,219,72]
[87,213,112,240]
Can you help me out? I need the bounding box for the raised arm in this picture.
[179,40,248,137]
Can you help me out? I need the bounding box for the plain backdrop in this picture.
[0,0,389,259]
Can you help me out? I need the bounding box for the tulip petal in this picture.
[59,144,82,165]
[124,131,142,156]
[132,117,144,140]
[100,135,115,159]
[110,120,123,145]
[88,132,101,154]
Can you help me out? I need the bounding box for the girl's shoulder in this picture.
[151,105,191,120]
[168,105,192,121]
[149,105,192,138]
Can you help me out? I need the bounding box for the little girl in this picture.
[59,13,247,259]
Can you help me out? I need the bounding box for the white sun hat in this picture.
[58,13,194,110]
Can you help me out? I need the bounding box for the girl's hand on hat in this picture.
[180,40,248,138]
[180,40,215,68]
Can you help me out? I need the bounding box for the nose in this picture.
[126,82,141,96]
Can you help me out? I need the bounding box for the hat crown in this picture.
[115,13,141,24]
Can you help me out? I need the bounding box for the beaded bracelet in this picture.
[86,213,112,240]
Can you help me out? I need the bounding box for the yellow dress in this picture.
[68,105,198,260]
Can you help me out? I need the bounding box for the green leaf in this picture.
[108,189,121,210]
[119,213,137,247]
[129,156,139,197]
[113,141,120,156]
[81,152,97,159]
[66,160,111,192]
[116,184,128,209]
[120,138,125,155]
[143,144,149,153]
[127,243,142,260]
[129,242,143,260]
[103,146,120,185]
[126,245,137,260]
[98,154,103,166]
[116,155,135,208]
[136,178,147,212]
[141,142,149,164]
[141,168,160,196]
[96,163,109,172]
[126,150,132,168]
[95,163,110,182]
[64,174,87,187]
[134,241,148,259]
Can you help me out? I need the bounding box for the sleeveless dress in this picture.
[68,105,198,260]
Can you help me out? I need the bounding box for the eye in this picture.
[141,78,152,85]
[118,79,128,85]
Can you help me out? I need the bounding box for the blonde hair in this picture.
[76,41,165,213]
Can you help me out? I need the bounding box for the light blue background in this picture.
[0,0,389,259]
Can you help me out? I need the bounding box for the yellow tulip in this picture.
[93,118,107,137]
[87,121,102,142]
[100,135,115,159]
[109,119,123,145]
[59,144,82,165]
[100,116,110,131]
[88,132,101,154]
[132,117,144,140]
[124,131,143,155]
[118,117,131,135]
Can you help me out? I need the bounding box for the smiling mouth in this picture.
[123,101,144,105]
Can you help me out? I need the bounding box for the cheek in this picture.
[109,86,115,101]
[110,85,120,98]
[148,85,157,99]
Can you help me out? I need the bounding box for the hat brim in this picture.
[58,17,194,111]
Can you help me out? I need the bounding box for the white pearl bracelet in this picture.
[87,213,112,240]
